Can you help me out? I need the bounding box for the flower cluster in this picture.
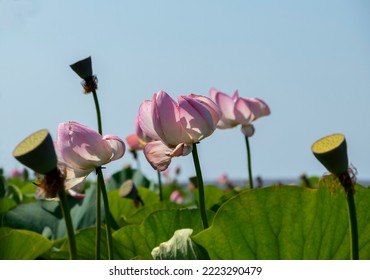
[126,88,270,172]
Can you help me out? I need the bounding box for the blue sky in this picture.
[1,0,370,184]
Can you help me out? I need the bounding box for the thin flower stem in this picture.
[338,172,359,260]
[245,136,254,189]
[97,167,114,260]
[92,89,103,260]
[346,190,359,260]
[191,143,209,229]
[95,184,101,260]
[92,90,103,135]
[157,170,163,201]
[57,189,77,260]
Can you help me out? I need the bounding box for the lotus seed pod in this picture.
[13,129,57,175]
[311,133,348,176]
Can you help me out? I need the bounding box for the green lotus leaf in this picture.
[193,177,370,259]
[0,227,52,260]
[113,209,214,259]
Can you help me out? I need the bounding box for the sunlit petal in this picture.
[234,98,253,126]
[152,90,183,145]
[138,99,161,141]
[213,91,238,128]
[248,98,271,120]
[57,122,111,169]
[179,94,220,141]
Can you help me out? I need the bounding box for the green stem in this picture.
[191,143,208,229]
[92,90,103,135]
[58,189,77,260]
[339,173,359,260]
[95,183,101,260]
[92,89,103,260]
[347,190,359,260]
[157,170,163,201]
[97,167,114,259]
[245,136,254,189]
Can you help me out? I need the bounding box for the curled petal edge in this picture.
[103,135,126,162]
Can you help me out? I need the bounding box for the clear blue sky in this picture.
[1,0,370,184]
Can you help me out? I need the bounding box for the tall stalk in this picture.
[92,90,103,134]
[157,170,163,201]
[58,189,77,260]
[92,89,113,259]
[191,143,208,229]
[96,167,114,259]
[245,136,254,189]
[339,173,359,260]
[91,89,103,259]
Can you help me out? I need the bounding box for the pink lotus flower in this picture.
[55,121,125,189]
[210,88,270,136]
[138,90,221,171]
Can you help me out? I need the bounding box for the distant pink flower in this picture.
[217,173,230,184]
[55,121,125,189]
[125,134,143,151]
[170,190,184,204]
[126,115,156,151]
[138,90,221,171]
[10,168,23,178]
[210,88,270,136]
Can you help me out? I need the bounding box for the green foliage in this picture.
[193,184,231,211]
[193,177,370,260]
[108,187,159,226]
[107,165,151,191]
[2,170,370,260]
[4,199,62,237]
[65,186,98,235]
[0,175,6,198]
[112,209,214,259]
[4,186,97,239]
[5,183,23,204]
[0,198,17,214]
[0,227,52,260]
[49,227,109,260]
[124,202,184,225]
[0,198,17,227]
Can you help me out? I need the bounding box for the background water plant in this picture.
[2,168,370,260]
